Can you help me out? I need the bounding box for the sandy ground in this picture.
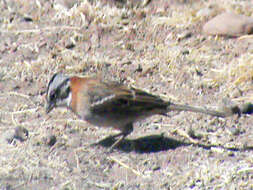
[0,0,253,189]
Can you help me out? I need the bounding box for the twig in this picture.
[60,181,72,188]
[0,92,35,105]
[0,108,38,114]
[232,96,253,101]
[44,118,87,125]
[4,92,30,99]
[87,181,111,189]
[0,26,81,34]
[109,156,143,177]
[238,35,253,40]
[237,167,253,174]
[11,112,18,126]
[74,150,81,172]
[173,128,198,144]
[13,182,25,190]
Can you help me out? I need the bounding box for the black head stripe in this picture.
[46,73,59,95]
[51,78,70,100]
[47,73,70,102]
[58,78,70,91]
[59,82,71,100]
[62,87,70,100]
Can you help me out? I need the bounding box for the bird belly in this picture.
[83,112,134,129]
[81,108,164,131]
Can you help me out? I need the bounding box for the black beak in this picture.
[45,102,55,114]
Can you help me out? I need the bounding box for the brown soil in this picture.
[0,0,252,189]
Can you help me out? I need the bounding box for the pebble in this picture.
[14,126,29,142]
[220,98,240,116]
[43,134,57,146]
[2,126,29,144]
[203,12,253,37]
[54,0,78,9]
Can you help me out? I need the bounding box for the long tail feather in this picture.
[168,103,229,117]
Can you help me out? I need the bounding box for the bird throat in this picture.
[67,92,72,108]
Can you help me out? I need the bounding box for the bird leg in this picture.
[89,132,120,147]
[109,123,133,152]
[108,133,127,152]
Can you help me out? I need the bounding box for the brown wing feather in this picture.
[87,80,168,115]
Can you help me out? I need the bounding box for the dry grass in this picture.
[0,0,253,189]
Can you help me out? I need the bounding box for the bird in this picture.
[45,73,231,151]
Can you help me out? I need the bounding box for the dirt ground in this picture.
[0,0,253,189]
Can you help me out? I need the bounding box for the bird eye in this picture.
[61,87,70,99]
[50,91,56,101]
[61,91,68,99]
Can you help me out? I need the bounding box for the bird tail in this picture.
[167,102,228,117]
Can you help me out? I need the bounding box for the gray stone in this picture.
[203,12,253,37]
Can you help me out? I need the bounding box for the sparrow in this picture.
[45,73,230,151]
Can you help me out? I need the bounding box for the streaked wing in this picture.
[87,81,168,114]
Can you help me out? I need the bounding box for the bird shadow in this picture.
[93,134,253,153]
[242,103,253,114]
[93,102,253,153]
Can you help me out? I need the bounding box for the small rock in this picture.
[181,49,190,55]
[177,31,192,41]
[142,0,151,7]
[135,64,143,73]
[152,165,161,171]
[23,16,33,22]
[203,12,253,37]
[211,147,224,153]
[197,7,212,17]
[228,151,235,157]
[65,42,75,49]
[135,10,146,19]
[188,128,202,140]
[43,135,57,146]
[3,126,29,144]
[231,88,243,98]
[228,127,241,136]
[14,126,29,142]
[220,98,241,116]
[54,0,78,9]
